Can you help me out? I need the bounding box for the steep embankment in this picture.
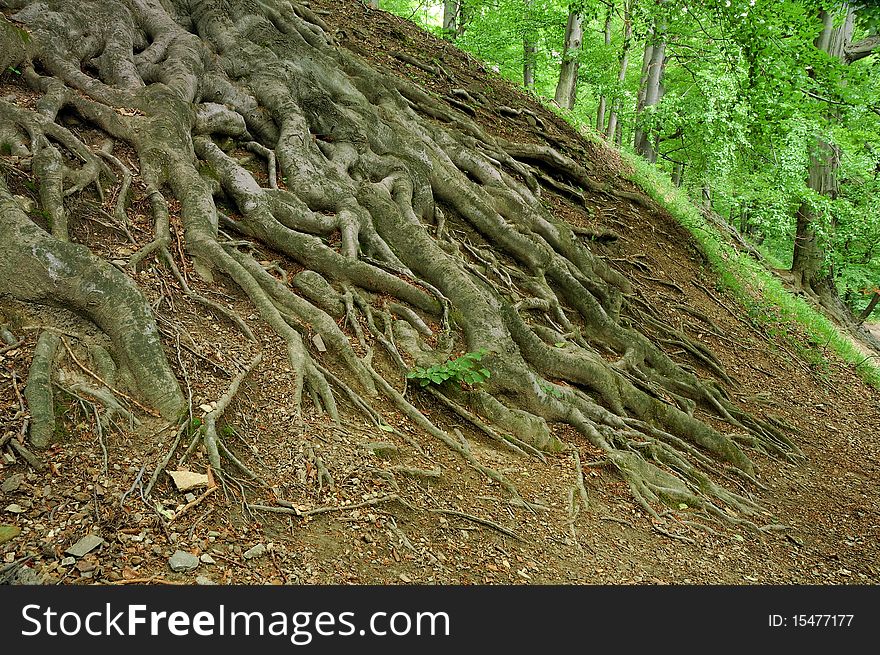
[0,1,878,585]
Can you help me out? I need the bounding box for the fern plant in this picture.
[406,349,491,387]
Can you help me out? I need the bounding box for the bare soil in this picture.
[1,1,878,586]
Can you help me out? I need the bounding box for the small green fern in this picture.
[406,349,491,387]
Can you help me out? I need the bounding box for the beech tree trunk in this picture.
[605,0,634,142]
[632,37,652,156]
[554,8,584,111]
[443,0,460,38]
[595,7,612,127]
[634,22,666,163]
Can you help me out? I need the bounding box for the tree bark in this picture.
[605,0,633,142]
[595,7,612,126]
[858,290,880,324]
[634,20,666,163]
[443,0,460,39]
[554,9,584,111]
[671,162,683,187]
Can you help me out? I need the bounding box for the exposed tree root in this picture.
[0,0,807,534]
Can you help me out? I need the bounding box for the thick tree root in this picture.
[0,0,806,530]
[24,331,59,448]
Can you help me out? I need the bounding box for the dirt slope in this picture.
[1,1,878,586]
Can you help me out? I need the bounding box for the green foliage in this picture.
[406,349,492,387]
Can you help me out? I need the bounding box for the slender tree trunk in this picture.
[524,39,536,89]
[635,17,666,164]
[671,162,683,187]
[858,290,880,324]
[522,0,537,90]
[701,184,711,212]
[595,7,612,127]
[443,0,460,39]
[632,36,653,155]
[605,0,634,141]
[554,9,584,111]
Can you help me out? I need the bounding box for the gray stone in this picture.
[1,474,24,493]
[199,554,216,565]
[196,575,216,585]
[65,534,105,557]
[243,544,266,560]
[61,557,76,567]
[168,550,199,572]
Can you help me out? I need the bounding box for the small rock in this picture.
[61,557,76,567]
[243,544,266,560]
[168,550,200,572]
[167,470,209,492]
[184,493,196,503]
[196,575,216,585]
[199,554,216,565]
[0,525,21,544]
[4,504,24,514]
[65,534,105,557]
[1,474,24,493]
[76,560,97,573]
[398,573,411,583]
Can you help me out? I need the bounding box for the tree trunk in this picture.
[595,7,612,126]
[554,9,584,111]
[671,162,683,188]
[858,290,880,324]
[632,34,653,155]
[443,0,460,38]
[634,24,666,163]
[605,0,634,142]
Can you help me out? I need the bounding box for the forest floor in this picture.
[1,0,879,586]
